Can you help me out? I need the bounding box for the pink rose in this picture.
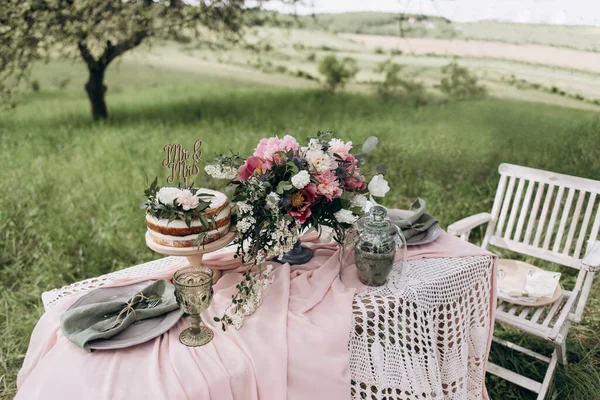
[238,156,264,182]
[345,174,367,191]
[253,135,300,169]
[328,138,353,159]
[287,184,317,224]
[315,171,343,202]
[342,155,367,191]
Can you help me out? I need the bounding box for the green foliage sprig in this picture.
[141,177,216,230]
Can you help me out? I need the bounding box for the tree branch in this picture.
[101,30,148,66]
[77,42,97,70]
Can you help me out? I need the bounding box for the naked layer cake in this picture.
[144,186,231,248]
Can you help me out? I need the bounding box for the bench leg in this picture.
[555,340,568,366]
[537,350,558,400]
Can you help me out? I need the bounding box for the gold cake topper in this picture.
[162,139,203,186]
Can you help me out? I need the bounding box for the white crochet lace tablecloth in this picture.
[350,255,494,400]
[42,255,494,400]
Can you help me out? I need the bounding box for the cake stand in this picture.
[145,228,237,284]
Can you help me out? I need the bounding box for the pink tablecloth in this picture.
[16,231,496,400]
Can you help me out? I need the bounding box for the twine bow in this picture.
[102,292,160,332]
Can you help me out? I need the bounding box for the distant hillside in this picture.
[275,12,600,53]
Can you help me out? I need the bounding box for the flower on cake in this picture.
[176,189,201,210]
[142,179,214,229]
[156,187,181,206]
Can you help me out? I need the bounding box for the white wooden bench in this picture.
[448,163,600,400]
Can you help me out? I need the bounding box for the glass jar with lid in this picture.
[354,206,406,286]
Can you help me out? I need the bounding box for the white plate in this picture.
[67,281,184,350]
[405,223,442,246]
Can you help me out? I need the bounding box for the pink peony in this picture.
[328,138,353,159]
[315,171,343,202]
[253,135,300,169]
[288,184,317,224]
[238,156,264,182]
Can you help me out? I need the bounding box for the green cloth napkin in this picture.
[385,198,439,240]
[60,279,179,351]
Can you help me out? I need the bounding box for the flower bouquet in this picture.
[205,131,388,329]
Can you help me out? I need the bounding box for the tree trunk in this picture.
[85,68,108,120]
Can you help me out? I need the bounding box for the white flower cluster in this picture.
[266,192,280,211]
[244,177,267,203]
[229,264,275,330]
[334,209,359,224]
[350,193,368,210]
[264,216,299,259]
[204,164,238,180]
[237,201,252,214]
[291,170,310,189]
[237,215,256,233]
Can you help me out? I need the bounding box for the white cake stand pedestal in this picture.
[145,229,237,284]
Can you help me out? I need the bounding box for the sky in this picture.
[267,0,600,26]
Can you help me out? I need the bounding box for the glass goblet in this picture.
[173,266,214,347]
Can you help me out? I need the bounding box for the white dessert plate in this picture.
[405,223,442,246]
[67,281,184,350]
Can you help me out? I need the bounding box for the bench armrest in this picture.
[447,213,492,237]
[582,241,600,273]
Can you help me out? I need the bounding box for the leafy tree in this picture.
[318,55,358,92]
[0,0,299,119]
[439,62,487,100]
[375,59,427,105]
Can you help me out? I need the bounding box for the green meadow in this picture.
[1,21,600,400]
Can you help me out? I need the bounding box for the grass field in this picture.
[1,51,600,399]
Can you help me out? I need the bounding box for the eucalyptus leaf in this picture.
[287,161,299,174]
[375,164,388,175]
[361,136,379,153]
[276,181,293,194]
[354,153,367,166]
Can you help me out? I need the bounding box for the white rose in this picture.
[350,194,368,210]
[176,189,200,210]
[291,170,311,189]
[334,209,359,224]
[368,174,390,197]
[156,187,182,205]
